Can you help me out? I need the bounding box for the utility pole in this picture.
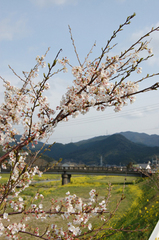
[100,155,103,167]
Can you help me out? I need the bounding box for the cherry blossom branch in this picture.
[95,226,147,239]
[14,229,48,240]
[0,137,35,164]
[0,209,109,218]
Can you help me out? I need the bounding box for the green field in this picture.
[1,174,159,239]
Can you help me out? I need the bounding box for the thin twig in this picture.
[68,25,82,66]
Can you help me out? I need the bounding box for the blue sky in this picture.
[0,0,159,144]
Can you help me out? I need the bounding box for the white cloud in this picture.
[30,0,77,7]
[0,16,29,42]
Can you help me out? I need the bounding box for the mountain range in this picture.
[1,132,159,166]
[38,131,159,166]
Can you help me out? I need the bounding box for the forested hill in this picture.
[76,131,159,147]
[41,133,159,166]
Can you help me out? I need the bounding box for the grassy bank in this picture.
[106,177,159,240]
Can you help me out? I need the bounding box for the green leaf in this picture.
[53,60,57,67]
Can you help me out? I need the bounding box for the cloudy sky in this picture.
[0,0,159,144]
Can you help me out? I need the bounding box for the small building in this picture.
[134,161,151,170]
[62,162,76,168]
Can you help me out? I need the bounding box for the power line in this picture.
[56,103,159,127]
[14,103,159,130]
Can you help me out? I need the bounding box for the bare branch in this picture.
[68,25,82,66]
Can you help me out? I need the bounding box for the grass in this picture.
[0,174,159,239]
[102,178,159,240]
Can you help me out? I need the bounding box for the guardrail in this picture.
[149,220,159,240]
[45,166,149,174]
[46,166,130,172]
[42,166,150,184]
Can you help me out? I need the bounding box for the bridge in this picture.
[45,166,149,185]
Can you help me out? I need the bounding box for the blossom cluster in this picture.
[0,53,57,153]
[57,46,152,117]
[0,190,108,239]
[0,151,42,202]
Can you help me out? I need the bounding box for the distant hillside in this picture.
[42,133,159,166]
[120,131,159,147]
[74,131,159,147]
[0,146,5,157]
[75,135,109,146]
